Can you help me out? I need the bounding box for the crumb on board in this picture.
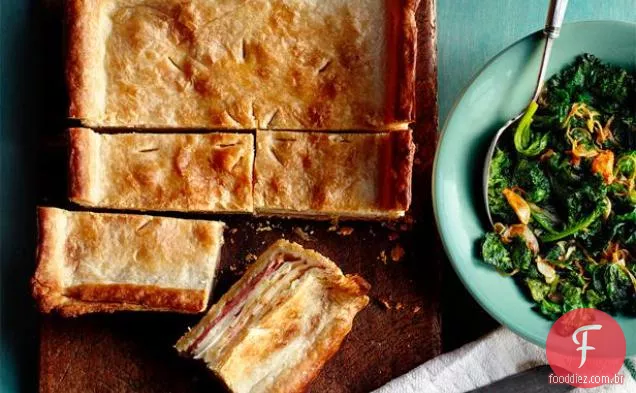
[378,250,387,264]
[399,216,416,232]
[337,226,354,236]
[388,232,399,241]
[256,225,272,232]
[413,306,421,314]
[377,299,407,312]
[229,228,238,234]
[390,244,405,262]
[229,264,237,272]
[245,253,257,262]
[293,226,311,241]
[381,222,396,231]
[328,219,340,231]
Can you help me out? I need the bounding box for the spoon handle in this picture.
[531,0,569,102]
[544,0,569,39]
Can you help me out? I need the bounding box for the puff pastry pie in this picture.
[254,130,414,219]
[68,128,254,213]
[32,207,225,316]
[175,240,369,393]
[67,0,418,130]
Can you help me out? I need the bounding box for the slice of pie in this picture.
[175,239,369,393]
[67,0,417,130]
[68,128,254,213]
[254,130,415,219]
[32,207,225,316]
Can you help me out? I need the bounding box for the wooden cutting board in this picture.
[36,1,440,392]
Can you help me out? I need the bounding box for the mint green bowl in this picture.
[433,21,636,355]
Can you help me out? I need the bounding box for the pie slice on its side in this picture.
[175,239,370,393]
[69,128,254,213]
[31,207,225,316]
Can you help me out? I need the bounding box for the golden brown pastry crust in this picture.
[175,240,369,393]
[387,0,420,124]
[254,130,414,219]
[66,0,417,130]
[386,129,415,210]
[68,127,98,204]
[66,0,107,122]
[31,207,225,317]
[267,272,370,393]
[68,128,254,213]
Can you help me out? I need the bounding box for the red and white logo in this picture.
[547,308,626,388]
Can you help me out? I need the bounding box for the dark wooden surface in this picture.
[33,1,486,392]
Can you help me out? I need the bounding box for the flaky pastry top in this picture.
[254,130,414,218]
[67,0,418,130]
[69,128,254,212]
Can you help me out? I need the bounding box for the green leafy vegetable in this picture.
[526,278,550,302]
[481,233,513,273]
[539,299,562,320]
[541,202,606,243]
[513,101,549,156]
[561,282,585,313]
[605,264,633,311]
[488,148,515,222]
[480,54,636,319]
[514,160,551,203]
[585,289,606,308]
[590,264,636,313]
[511,237,532,271]
[530,204,561,234]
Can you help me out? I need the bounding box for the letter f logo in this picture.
[572,324,602,368]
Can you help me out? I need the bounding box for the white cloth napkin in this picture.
[373,327,636,393]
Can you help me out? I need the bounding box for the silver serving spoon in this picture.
[483,0,569,226]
